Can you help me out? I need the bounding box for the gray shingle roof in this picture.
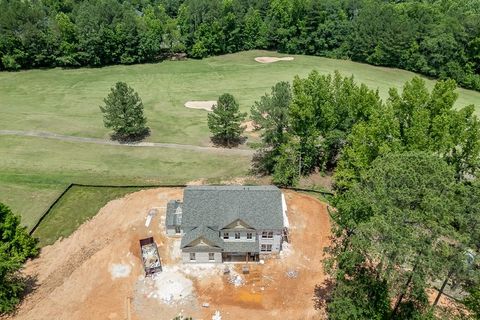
[180,226,223,249]
[222,240,259,253]
[181,185,283,230]
[180,227,259,253]
[166,200,182,227]
[177,185,283,254]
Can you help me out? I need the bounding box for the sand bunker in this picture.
[184,101,216,111]
[254,56,294,64]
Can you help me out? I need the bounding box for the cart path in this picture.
[0,130,254,156]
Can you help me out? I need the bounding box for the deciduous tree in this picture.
[250,81,291,174]
[335,77,480,191]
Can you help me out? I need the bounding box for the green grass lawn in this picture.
[32,185,152,246]
[0,181,63,230]
[0,135,251,235]
[1,50,479,243]
[1,50,478,146]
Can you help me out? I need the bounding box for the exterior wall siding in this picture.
[182,251,222,263]
[166,227,183,237]
[222,230,257,242]
[181,229,284,263]
[258,230,282,252]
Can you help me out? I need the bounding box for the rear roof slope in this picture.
[181,185,283,230]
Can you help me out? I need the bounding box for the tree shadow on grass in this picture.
[210,135,247,148]
[110,128,151,143]
[313,278,334,310]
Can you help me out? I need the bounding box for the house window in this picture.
[235,232,240,239]
[247,232,253,239]
[261,244,272,252]
[190,252,196,261]
[175,226,181,234]
[262,231,274,239]
[223,232,229,239]
[209,253,215,261]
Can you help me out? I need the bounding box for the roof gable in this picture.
[188,237,218,248]
[180,226,223,249]
[222,218,253,230]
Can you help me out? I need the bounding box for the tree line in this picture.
[247,73,480,318]
[250,72,480,187]
[1,0,479,91]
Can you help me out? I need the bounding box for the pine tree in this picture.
[329,152,461,319]
[100,82,149,141]
[207,93,246,147]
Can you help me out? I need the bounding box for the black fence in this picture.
[28,183,187,235]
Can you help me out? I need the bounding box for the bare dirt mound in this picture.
[254,56,294,64]
[184,100,216,111]
[11,188,331,320]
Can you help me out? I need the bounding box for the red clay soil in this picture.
[194,191,331,319]
[5,188,331,320]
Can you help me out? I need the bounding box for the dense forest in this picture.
[0,0,479,90]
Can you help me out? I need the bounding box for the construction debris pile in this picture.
[142,244,160,269]
[229,274,245,287]
[212,310,222,320]
[140,237,162,275]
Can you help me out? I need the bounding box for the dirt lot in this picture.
[8,188,331,320]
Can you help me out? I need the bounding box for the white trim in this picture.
[281,193,289,228]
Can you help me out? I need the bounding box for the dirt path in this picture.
[7,188,331,320]
[0,130,254,156]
